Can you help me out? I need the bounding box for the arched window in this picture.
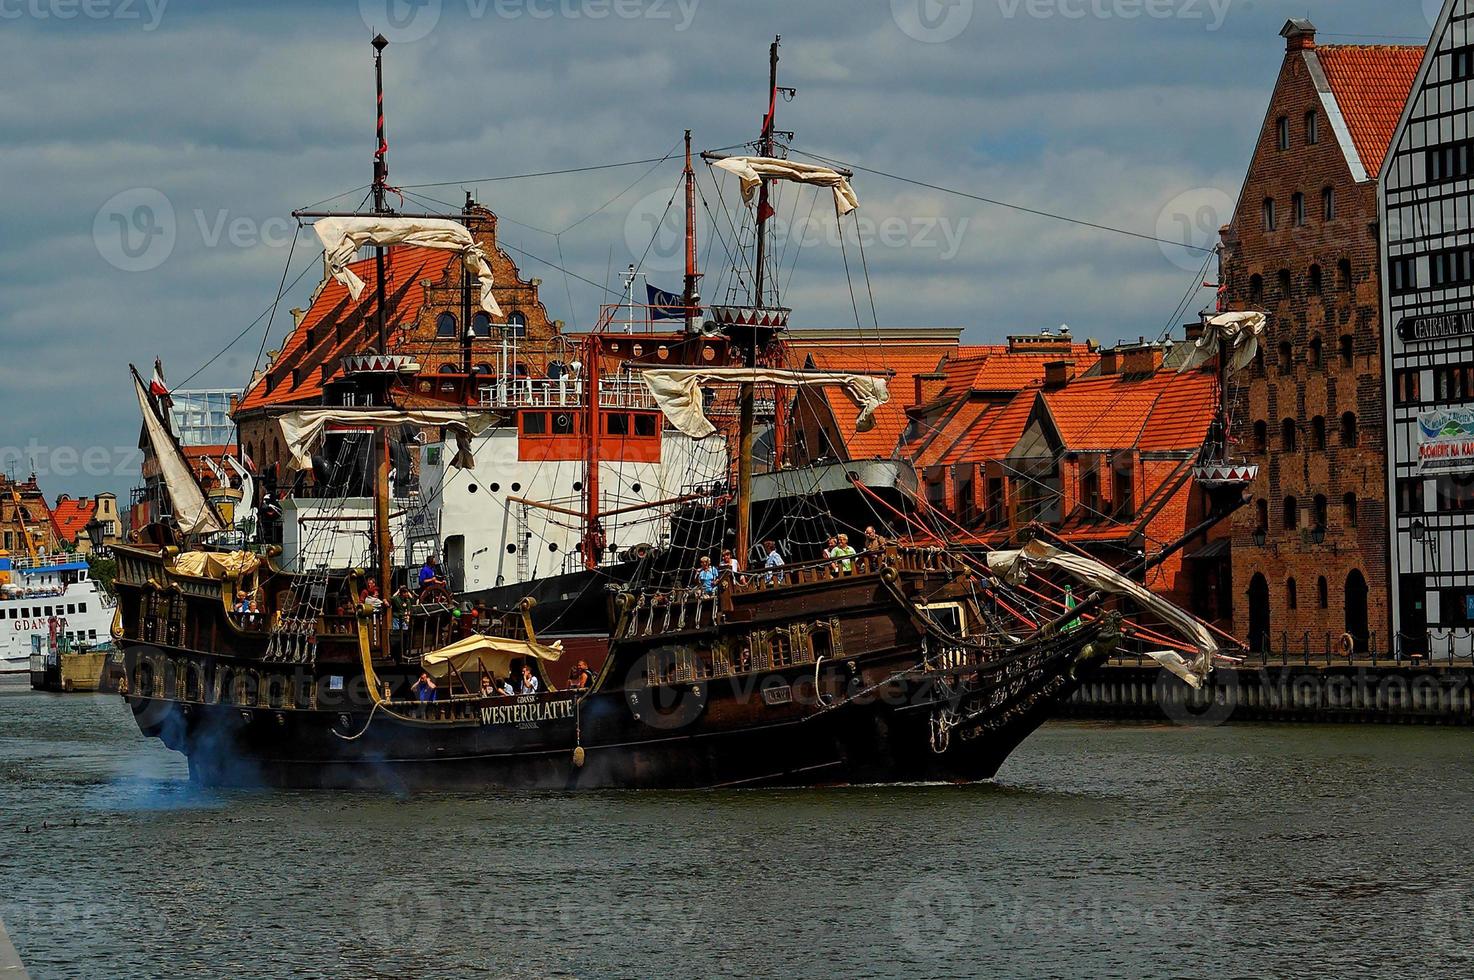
[438,363,458,375]
[1337,258,1352,290]
[1281,418,1297,452]
[1253,420,1267,452]
[1322,186,1335,221]
[1278,269,1292,298]
[1287,577,1298,610]
[1340,411,1358,447]
[1292,192,1306,226]
[513,361,530,377]
[1310,415,1326,450]
[1278,341,1294,375]
[1317,576,1329,609]
[1344,492,1358,527]
[1263,198,1277,231]
[1249,274,1264,303]
[507,311,528,338]
[1309,264,1323,295]
[1312,493,1328,529]
[1283,495,1299,530]
[1339,334,1354,366]
[435,313,458,338]
[471,312,492,338]
[1308,335,1323,368]
[473,362,493,375]
[1306,110,1319,145]
[1255,499,1269,533]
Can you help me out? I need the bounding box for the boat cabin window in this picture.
[522,412,547,435]
[919,602,965,636]
[551,412,575,435]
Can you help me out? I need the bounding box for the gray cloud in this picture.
[0,0,1431,496]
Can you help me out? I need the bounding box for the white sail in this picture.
[275,408,494,474]
[312,216,504,318]
[133,372,227,537]
[987,540,1220,687]
[1176,311,1267,375]
[710,156,859,216]
[640,367,888,440]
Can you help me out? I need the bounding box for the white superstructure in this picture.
[0,555,114,668]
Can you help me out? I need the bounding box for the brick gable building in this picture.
[1217,20,1421,652]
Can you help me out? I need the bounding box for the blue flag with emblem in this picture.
[646,283,686,320]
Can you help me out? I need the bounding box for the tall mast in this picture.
[734,35,780,564]
[371,33,390,355]
[683,129,701,330]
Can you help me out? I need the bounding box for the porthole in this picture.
[468,484,478,494]
[511,482,521,492]
[632,482,643,493]
[490,482,500,492]
[548,543,559,552]
[573,481,583,492]
[507,544,517,554]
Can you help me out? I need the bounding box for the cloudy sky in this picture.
[0,0,1437,497]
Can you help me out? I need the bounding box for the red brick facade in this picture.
[1217,23,1421,651]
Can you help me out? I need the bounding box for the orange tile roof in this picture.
[49,496,96,544]
[966,345,1098,392]
[1316,44,1424,175]
[913,400,995,469]
[1041,370,1215,452]
[784,335,958,460]
[237,247,456,411]
[953,386,1041,461]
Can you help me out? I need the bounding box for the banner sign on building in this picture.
[1417,408,1474,472]
[1398,311,1474,343]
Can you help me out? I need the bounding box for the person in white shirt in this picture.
[519,663,540,695]
[763,540,785,584]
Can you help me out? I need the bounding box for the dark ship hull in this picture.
[114,544,1120,790]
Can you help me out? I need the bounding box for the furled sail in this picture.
[1176,311,1267,375]
[710,156,859,216]
[312,216,504,317]
[132,370,227,537]
[640,367,889,440]
[276,409,495,474]
[987,540,1220,688]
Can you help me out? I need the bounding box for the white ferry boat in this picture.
[0,554,114,670]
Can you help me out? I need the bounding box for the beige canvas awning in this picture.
[276,409,493,474]
[419,633,564,683]
[170,550,261,579]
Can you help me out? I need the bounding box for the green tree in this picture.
[87,554,117,596]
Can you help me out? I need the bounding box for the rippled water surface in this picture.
[1,673,1472,978]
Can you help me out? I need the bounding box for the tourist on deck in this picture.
[863,526,884,553]
[501,675,517,696]
[411,672,437,703]
[822,536,838,560]
[479,674,495,698]
[696,555,720,594]
[234,593,252,614]
[763,540,785,583]
[418,556,446,592]
[568,660,592,691]
[831,533,858,573]
[720,548,740,577]
[361,579,385,616]
[519,663,540,695]
[391,585,413,631]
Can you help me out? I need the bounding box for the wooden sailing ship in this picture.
[112,36,1250,790]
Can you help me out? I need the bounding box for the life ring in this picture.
[1338,632,1355,656]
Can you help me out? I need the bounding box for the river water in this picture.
[1,672,1471,979]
